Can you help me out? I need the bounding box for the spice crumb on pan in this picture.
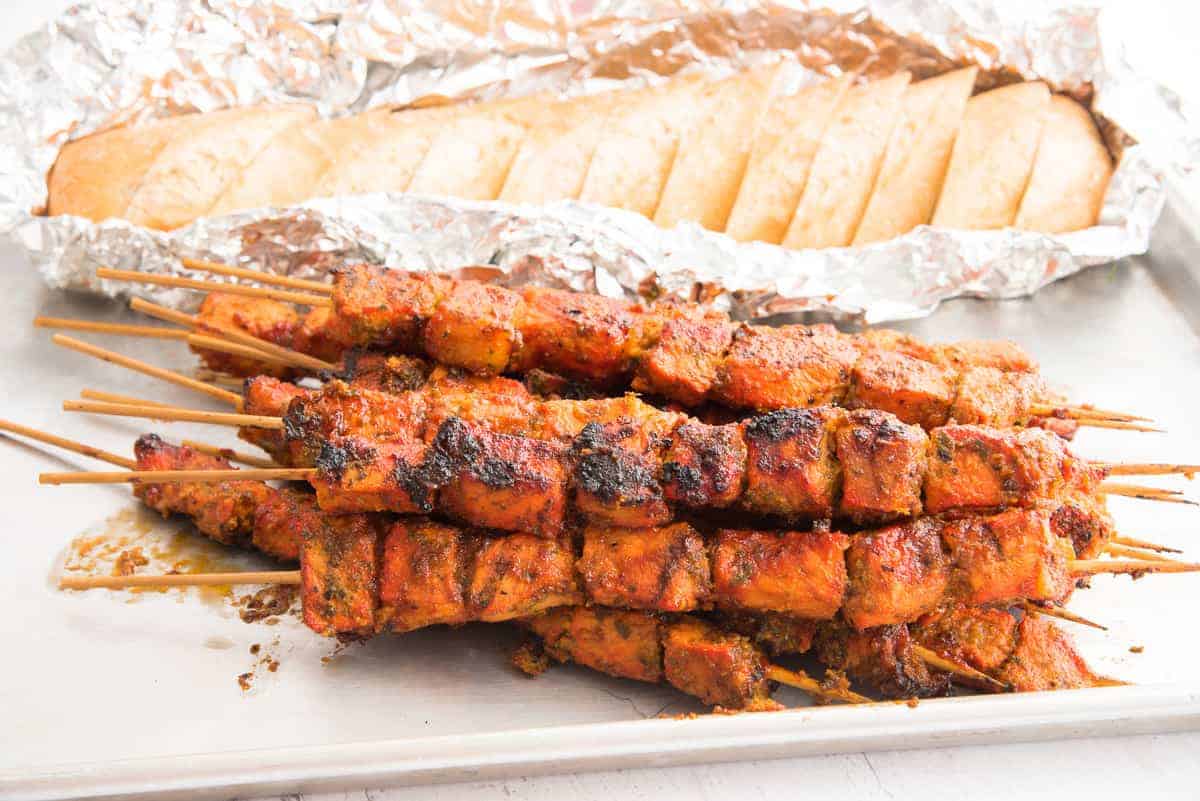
[1130,645,1144,654]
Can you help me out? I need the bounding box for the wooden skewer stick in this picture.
[1075,419,1164,433]
[128,297,200,329]
[1100,483,1197,505]
[764,665,871,704]
[80,389,173,408]
[181,439,277,468]
[1021,602,1107,631]
[52,334,243,410]
[1073,559,1200,576]
[191,318,337,373]
[40,467,314,485]
[59,571,300,590]
[1105,544,1175,563]
[181,258,333,294]
[1101,463,1200,477]
[185,333,294,369]
[130,296,337,373]
[1111,535,1182,554]
[34,316,189,340]
[910,645,1009,691]
[0,418,134,469]
[63,400,283,429]
[98,267,331,307]
[1029,403,1148,423]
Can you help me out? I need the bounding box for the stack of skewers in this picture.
[9,260,1198,711]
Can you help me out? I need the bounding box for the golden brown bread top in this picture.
[45,68,1112,241]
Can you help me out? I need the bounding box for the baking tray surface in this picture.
[2,202,1200,799]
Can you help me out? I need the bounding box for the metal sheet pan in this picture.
[2,192,1200,801]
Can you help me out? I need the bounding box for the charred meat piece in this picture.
[430,418,570,537]
[250,487,318,562]
[661,421,747,509]
[133,434,272,546]
[466,534,583,622]
[835,410,928,524]
[331,265,454,350]
[815,620,951,699]
[949,367,1042,427]
[739,407,844,519]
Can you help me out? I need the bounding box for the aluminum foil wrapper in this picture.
[1,0,1196,321]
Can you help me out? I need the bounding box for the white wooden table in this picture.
[5,2,1199,799]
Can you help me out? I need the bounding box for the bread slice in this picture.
[931,81,1050,230]
[653,67,778,232]
[46,115,196,223]
[578,74,708,218]
[853,67,977,245]
[407,114,528,200]
[1014,95,1112,233]
[498,92,627,204]
[124,105,317,230]
[782,72,910,249]
[724,73,853,244]
[312,105,466,199]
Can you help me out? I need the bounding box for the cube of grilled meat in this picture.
[250,487,319,562]
[423,280,523,374]
[428,418,570,537]
[284,381,429,467]
[525,607,665,683]
[815,620,951,699]
[331,265,454,350]
[739,407,844,519]
[662,618,778,710]
[843,518,950,630]
[949,367,1042,426]
[931,340,1038,374]
[312,436,435,515]
[847,350,957,430]
[193,293,298,378]
[333,351,430,395]
[511,286,641,384]
[993,614,1106,691]
[911,605,1019,675]
[942,507,1074,608]
[835,410,928,524]
[661,421,746,509]
[714,612,818,658]
[292,306,353,363]
[300,511,382,637]
[467,534,583,622]
[379,518,473,632]
[711,528,849,619]
[631,306,734,406]
[133,434,272,547]
[1050,493,1116,560]
[713,324,860,411]
[924,425,1097,514]
[912,605,1106,692]
[570,421,672,528]
[578,523,711,612]
[856,329,937,363]
[240,376,312,464]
